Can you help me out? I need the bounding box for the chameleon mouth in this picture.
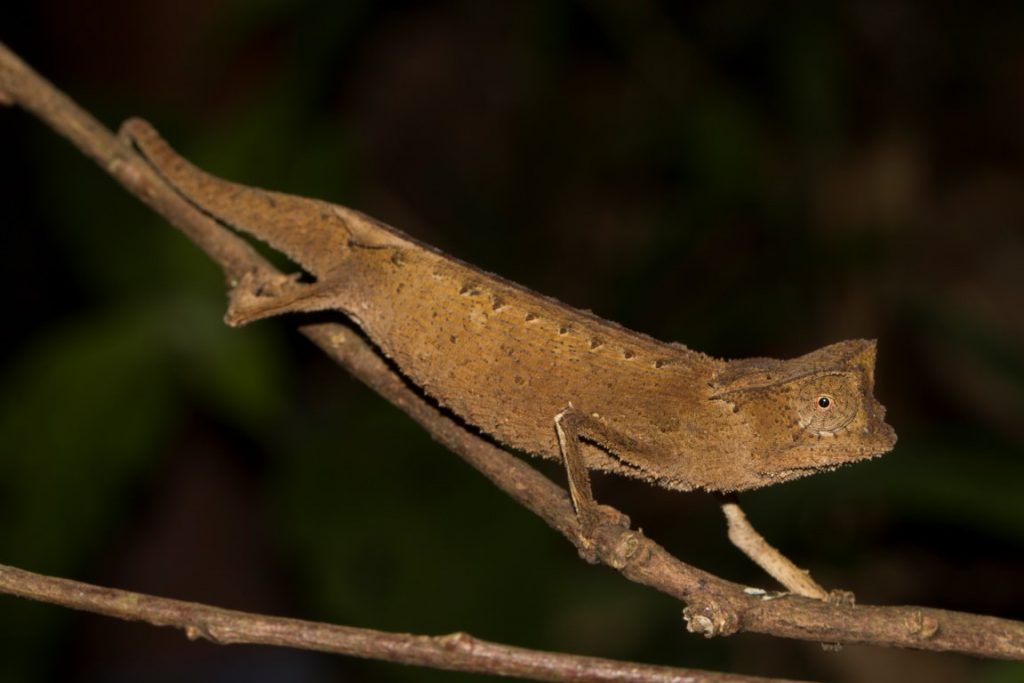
[797,423,844,437]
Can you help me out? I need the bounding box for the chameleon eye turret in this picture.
[795,374,860,436]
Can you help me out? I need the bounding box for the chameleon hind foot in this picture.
[225,270,343,327]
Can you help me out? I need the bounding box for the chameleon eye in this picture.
[796,376,857,435]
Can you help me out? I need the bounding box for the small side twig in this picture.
[720,497,828,601]
[3,39,1024,666]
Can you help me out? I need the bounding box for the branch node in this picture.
[607,530,647,569]
[906,611,940,639]
[437,631,476,652]
[683,598,740,638]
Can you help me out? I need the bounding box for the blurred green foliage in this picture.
[1,2,1023,682]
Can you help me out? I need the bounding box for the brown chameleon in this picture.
[122,118,896,533]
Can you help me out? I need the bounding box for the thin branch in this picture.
[3,40,1024,665]
[0,564,794,683]
[720,498,828,601]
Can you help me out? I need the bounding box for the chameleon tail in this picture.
[119,117,351,277]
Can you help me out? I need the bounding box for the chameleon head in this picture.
[709,339,897,489]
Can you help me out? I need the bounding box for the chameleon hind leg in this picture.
[225,270,352,327]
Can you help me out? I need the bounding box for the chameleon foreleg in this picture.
[554,406,632,552]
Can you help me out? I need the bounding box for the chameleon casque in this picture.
[122,118,896,531]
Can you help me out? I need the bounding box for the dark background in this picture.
[1,2,1023,682]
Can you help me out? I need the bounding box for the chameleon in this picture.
[121,118,897,534]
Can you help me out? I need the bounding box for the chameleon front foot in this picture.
[573,502,632,563]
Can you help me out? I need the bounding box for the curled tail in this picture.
[119,117,352,277]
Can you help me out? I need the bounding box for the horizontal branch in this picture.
[0,563,792,683]
[2,39,1024,667]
